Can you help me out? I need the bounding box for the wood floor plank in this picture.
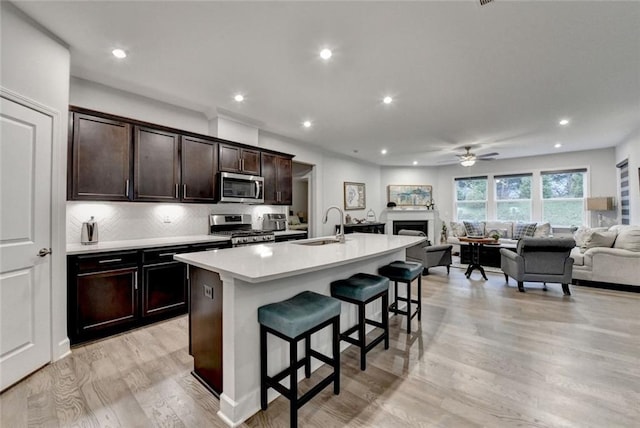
[2,267,638,427]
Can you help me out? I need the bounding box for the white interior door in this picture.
[0,95,52,391]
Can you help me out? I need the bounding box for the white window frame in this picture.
[494,173,533,222]
[540,168,588,227]
[454,176,488,221]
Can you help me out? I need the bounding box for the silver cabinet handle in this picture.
[134,274,138,290]
[183,184,187,198]
[175,183,179,198]
[99,258,122,264]
[125,179,130,197]
[159,252,177,257]
[37,248,51,257]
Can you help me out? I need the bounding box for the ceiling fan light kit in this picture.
[460,159,476,167]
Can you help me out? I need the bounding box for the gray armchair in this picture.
[500,237,576,295]
[397,229,453,275]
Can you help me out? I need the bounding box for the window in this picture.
[495,173,532,221]
[455,176,487,221]
[541,169,586,226]
[617,160,630,225]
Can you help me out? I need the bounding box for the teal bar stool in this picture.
[258,291,341,428]
[378,261,423,334]
[330,273,390,370]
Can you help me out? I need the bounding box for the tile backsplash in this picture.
[67,201,287,244]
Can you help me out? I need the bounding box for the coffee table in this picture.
[458,237,500,280]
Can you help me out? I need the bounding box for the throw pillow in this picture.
[534,222,552,238]
[612,226,640,252]
[574,226,608,247]
[463,221,485,238]
[449,221,467,237]
[581,230,618,253]
[513,222,537,239]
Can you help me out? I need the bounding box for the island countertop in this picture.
[174,232,425,283]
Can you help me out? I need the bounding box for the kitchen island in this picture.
[175,232,425,427]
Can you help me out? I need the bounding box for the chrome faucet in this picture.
[323,205,346,243]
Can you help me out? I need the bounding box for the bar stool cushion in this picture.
[379,260,423,281]
[331,273,389,302]
[258,291,341,339]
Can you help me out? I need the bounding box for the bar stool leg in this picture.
[304,335,311,378]
[393,281,399,314]
[382,292,389,349]
[418,275,422,321]
[290,338,298,428]
[406,280,411,334]
[333,316,340,394]
[260,325,267,410]
[358,301,366,370]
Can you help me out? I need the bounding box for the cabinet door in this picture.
[134,126,180,201]
[261,153,278,204]
[261,153,292,205]
[181,136,217,202]
[74,267,138,341]
[218,144,241,172]
[240,148,261,175]
[70,113,132,200]
[276,156,292,205]
[142,261,187,318]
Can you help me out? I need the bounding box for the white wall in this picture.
[212,116,259,146]
[70,77,209,134]
[435,148,618,226]
[615,130,640,225]
[291,179,308,218]
[1,2,71,360]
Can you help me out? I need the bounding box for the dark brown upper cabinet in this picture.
[181,136,218,203]
[261,153,293,205]
[69,113,132,201]
[134,126,181,202]
[218,143,261,175]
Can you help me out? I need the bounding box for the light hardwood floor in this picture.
[2,268,639,427]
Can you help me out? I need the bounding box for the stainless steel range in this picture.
[209,214,275,247]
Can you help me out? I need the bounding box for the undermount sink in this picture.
[293,237,344,246]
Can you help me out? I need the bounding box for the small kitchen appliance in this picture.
[218,172,264,204]
[81,216,99,245]
[209,214,275,247]
[262,213,287,231]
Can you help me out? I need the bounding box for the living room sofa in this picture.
[570,225,640,287]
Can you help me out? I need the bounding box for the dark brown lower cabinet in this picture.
[68,241,230,345]
[142,261,187,317]
[189,266,223,396]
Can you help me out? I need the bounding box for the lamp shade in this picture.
[586,197,614,211]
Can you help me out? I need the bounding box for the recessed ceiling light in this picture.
[381,149,387,155]
[559,118,570,126]
[554,142,562,148]
[383,96,393,104]
[234,94,244,102]
[320,48,332,60]
[112,48,127,59]
[303,120,312,128]
[412,161,418,165]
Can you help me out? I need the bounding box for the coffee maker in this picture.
[263,213,287,231]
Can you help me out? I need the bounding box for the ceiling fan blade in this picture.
[477,152,499,158]
[478,157,496,161]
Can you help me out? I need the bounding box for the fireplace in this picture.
[380,208,437,243]
[393,220,428,236]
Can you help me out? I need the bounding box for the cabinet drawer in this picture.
[189,241,231,252]
[142,245,191,264]
[76,251,139,273]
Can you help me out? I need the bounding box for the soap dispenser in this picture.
[81,216,99,245]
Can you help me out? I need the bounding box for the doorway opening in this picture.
[290,161,313,237]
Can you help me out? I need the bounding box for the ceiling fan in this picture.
[456,146,499,167]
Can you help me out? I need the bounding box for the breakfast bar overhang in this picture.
[175,232,425,427]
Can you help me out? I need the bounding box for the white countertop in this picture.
[273,230,307,236]
[67,235,230,255]
[174,232,425,283]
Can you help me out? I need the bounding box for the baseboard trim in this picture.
[573,279,639,293]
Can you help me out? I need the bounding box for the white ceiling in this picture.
[13,0,640,166]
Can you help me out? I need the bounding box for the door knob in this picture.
[37,248,52,257]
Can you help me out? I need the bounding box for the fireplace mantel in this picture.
[380,208,438,241]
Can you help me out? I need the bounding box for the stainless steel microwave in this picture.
[219,172,264,203]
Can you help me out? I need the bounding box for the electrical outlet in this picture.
[203,284,213,299]
[163,216,171,223]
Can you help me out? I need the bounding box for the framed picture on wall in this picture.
[387,184,432,206]
[344,182,366,210]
